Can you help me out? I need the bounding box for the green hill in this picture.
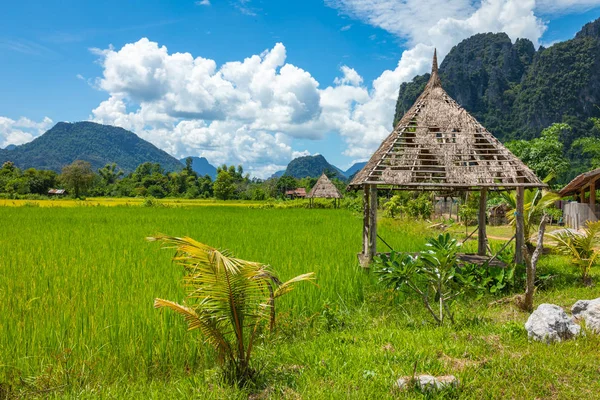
[283,155,346,179]
[0,121,184,173]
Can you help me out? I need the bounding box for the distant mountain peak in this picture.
[180,156,217,179]
[283,154,346,179]
[576,18,600,39]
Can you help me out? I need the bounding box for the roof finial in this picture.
[426,48,442,88]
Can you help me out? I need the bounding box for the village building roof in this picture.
[559,167,600,197]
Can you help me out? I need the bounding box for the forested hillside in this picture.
[0,122,184,173]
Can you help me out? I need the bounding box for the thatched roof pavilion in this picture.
[308,173,343,199]
[350,51,545,267]
[308,173,343,208]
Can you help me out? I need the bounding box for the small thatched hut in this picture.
[348,50,545,267]
[308,173,343,207]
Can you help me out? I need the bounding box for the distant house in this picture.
[285,188,307,199]
[559,167,600,229]
[48,189,67,196]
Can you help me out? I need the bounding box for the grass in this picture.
[1,204,599,398]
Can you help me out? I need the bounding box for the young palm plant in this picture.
[149,235,315,384]
[548,221,600,285]
[501,187,560,246]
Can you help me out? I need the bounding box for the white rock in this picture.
[572,298,600,333]
[395,374,458,391]
[525,303,581,343]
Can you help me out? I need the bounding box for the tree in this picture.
[506,123,571,182]
[98,163,123,186]
[183,157,197,177]
[213,170,236,200]
[150,235,314,384]
[276,175,297,197]
[60,160,95,198]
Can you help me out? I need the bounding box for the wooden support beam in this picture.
[590,180,596,208]
[368,185,378,260]
[478,187,488,256]
[362,185,370,258]
[515,186,525,264]
[580,188,586,204]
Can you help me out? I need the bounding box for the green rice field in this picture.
[1,204,599,399]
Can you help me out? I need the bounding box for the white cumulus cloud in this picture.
[0,116,53,149]
[0,0,588,177]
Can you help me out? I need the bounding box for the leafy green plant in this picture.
[375,233,468,324]
[141,196,164,208]
[501,187,560,245]
[548,221,600,284]
[149,235,315,384]
[458,263,520,296]
[383,194,404,218]
[404,194,433,219]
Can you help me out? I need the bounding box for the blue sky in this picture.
[1,0,600,177]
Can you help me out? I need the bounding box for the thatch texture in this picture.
[559,167,600,196]
[349,51,545,191]
[308,174,343,199]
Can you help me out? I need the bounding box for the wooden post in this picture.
[363,185,370,258]
[478,187,488,256]
[368,185,378,259]
[580,188,586,204]
[515,185,525,264]
[590,180,596,208]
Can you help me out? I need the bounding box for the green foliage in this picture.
[404,194,433,219]
[506,123,571,181]
[458,193,479,227]
[0,161,57,196]
[276,175,298,196]
[458,263,521,296]
[501,188,561,243]
[375,233,469,324]
[383,194,403,218]
[150,235,314,384]
[572,120,600,169]
[549,221,600,283]
[60,160,95,198]
[213,170,236,200]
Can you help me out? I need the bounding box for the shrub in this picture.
[549,221,600,284]
[404,194,432,219]
[375,233,470,324]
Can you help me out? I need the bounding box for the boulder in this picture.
[395,374,458,391]
[525,304,581,343]
[572,298,600,333]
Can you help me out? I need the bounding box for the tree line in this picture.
[0,157,348,200]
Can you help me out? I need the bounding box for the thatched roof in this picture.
[559,167,600,196]
[308,173,343,199]
[349,50,545,191]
